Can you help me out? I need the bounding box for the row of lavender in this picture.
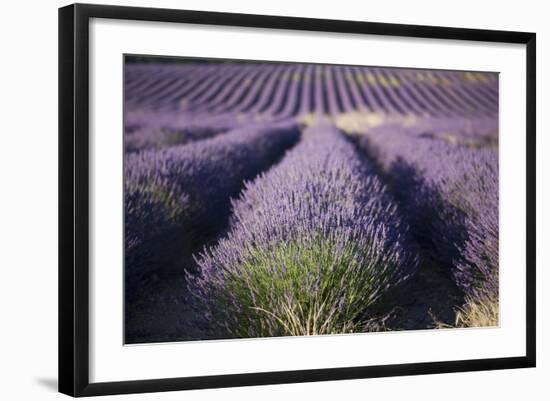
[125,121,300,279]
[353,124,498,301]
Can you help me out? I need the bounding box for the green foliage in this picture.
[212,236,391,338]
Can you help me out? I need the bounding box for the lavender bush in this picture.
[191,122,418,338]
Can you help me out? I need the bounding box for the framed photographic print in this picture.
[58,3,536,397]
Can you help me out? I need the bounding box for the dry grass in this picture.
[455,295,499,328]
[430,295,499,329]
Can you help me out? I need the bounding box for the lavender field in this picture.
[124,57,499,344]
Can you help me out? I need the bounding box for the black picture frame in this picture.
[59,3,536,397]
